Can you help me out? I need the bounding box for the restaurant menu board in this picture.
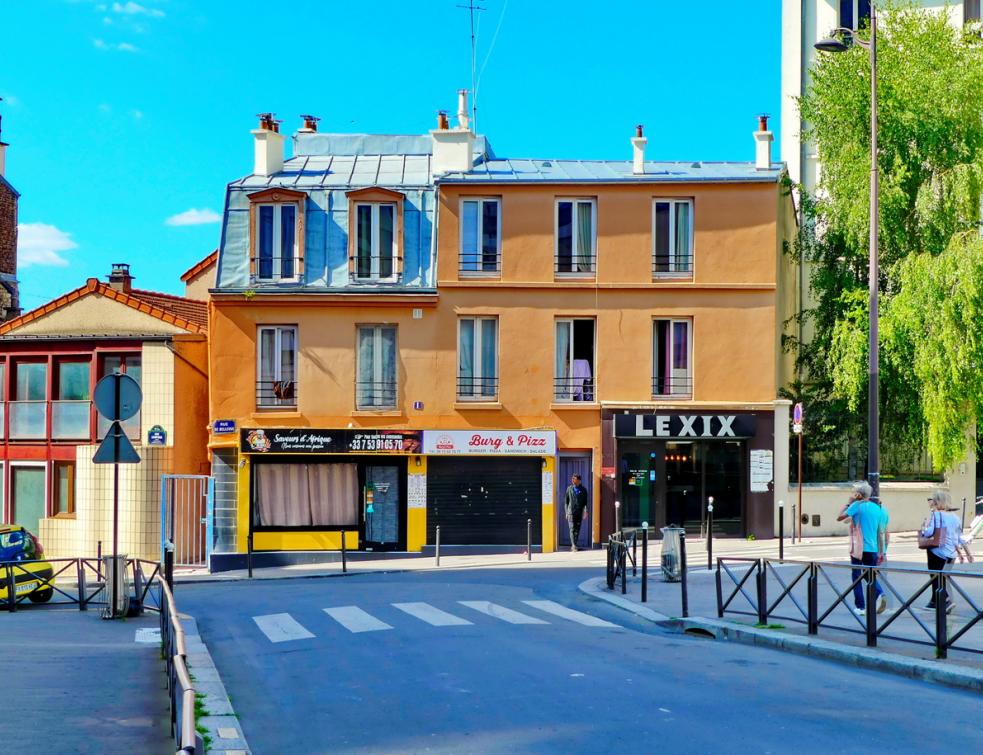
[241,429,422,455]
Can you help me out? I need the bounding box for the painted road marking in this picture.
[134,628,161,643]
[253,613,316,643]
[392,602,473,626]
[522,600,621,628]
[324,606,393,633]
[458,600,550,625]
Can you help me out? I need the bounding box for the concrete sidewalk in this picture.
[0,608,172,753]
[172,529,949,583]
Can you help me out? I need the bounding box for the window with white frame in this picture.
[256,204,298,281]
[839,0,871,29]
[354,203,397,281]
[357,325,397,409]
[458,317,498,400]
[257,326,297,408]
[460,198,501,273]
[556,199,596,275]
[653,319,692,397]
[653,199,693,275]
[555,319,595,401]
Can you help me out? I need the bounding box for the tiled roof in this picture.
[180,250,218,282]
[130,288,208,329]
[0,279,208,336]
[438,158,785,184]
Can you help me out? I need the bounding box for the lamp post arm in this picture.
[868,3,880,502]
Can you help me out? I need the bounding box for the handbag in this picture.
[849,523,864,560]
[917,512,943,550]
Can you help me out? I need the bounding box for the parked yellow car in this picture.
[0,525,55,603]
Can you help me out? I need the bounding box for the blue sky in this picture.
[1,0,781,309]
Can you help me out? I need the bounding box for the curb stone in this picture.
[578,577,983,694]
[180,615,251,754]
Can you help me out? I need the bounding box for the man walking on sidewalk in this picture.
[565,474,589,552]
[837,481,889,616]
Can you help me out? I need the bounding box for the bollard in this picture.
[527,519,532,561]
[247,533,253,579]
[679,531,689,618]
[641,522,649,603]
[935,573,948,659]
[791,504,796,545]
[706,497,714,571]
[779,500,786,558]
[435,525,441,567]
[97,540,103,581]
[962,497,967,527]
[77,559,88,611]
[632,531,637,577]
[615,500,622,533]
[621,541,627,595]
[340,529,348,573]
[164,543,174,591]
[5,566,15,612]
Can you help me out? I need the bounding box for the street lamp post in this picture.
[815,3,880,502]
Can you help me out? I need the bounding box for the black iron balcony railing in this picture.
[653,253,694,276]
[555,254,597,275]
[256,379,297,409]
[250,257,303,283]
[554,377,595,402]
[459,252,502,274]
[356,381,397,409]
[456,376,499,400]
[348,255,404,283]
[652,376,693,398]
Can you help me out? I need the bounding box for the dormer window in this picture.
[347,187,404,283]
[355,203,396,281]
[247,188,305,284]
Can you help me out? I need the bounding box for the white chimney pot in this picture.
[631,136,647,175]
[252,128,286,177]
[0,142,7,177]
[754,128,774,170]
[457,89,470,130]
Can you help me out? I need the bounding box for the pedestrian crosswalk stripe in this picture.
[392,602,473,626]
[522,600,621,628]
[324,606,393,633]
[253,613,316,643]
[458,600,550,625]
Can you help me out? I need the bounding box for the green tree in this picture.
[792,3,983,472]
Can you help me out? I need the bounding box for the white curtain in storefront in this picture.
[255,463,358,527]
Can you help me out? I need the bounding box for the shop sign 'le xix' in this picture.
[614,413,756,439]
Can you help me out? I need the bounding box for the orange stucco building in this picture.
[205,112,796,566]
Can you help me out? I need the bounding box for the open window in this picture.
[555,319,595,401]
[555,199,596,276]
[247,188,305,283]
[653,319,692,398]
[257,326,297,409]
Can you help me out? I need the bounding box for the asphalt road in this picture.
[180,567,983,755]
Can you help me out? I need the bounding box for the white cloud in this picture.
[17,223,78,267]
[112,2,164,17]
[165,208,222,227]
[93,38,139,52]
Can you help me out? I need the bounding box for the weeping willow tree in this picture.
[790,3,983,474]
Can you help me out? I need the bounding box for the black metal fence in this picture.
[1,556,161,613]
[159,562,203,754]
[717,558,983,659]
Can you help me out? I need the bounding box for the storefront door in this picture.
[557,455,591,548]
[364,464,403,551]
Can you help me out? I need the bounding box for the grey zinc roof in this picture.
[228,154,434,191]
[437,158,784,184]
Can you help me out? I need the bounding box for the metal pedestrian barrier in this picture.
[717,557,983,659]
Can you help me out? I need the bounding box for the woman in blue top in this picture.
[921,490,961,613]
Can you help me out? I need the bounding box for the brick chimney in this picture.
[0,99,20,321]
[108,263,133,293]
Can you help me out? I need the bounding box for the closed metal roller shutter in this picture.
[427,457,542,545]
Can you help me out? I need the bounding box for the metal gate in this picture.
[160,475,214,568]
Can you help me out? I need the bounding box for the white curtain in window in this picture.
[255,464,312,526]
[459,319,475,394]
[555,321,571,398]
[380,327,396,404]
[308,463,358,526]
[480,319,497,394]
[357,327,375,405]
[675,202,691,271]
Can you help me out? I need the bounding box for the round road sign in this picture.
[93,373,142,421]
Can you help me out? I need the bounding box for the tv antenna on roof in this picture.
[457,0,485,131]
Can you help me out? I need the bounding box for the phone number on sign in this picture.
[349,436,406,452]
